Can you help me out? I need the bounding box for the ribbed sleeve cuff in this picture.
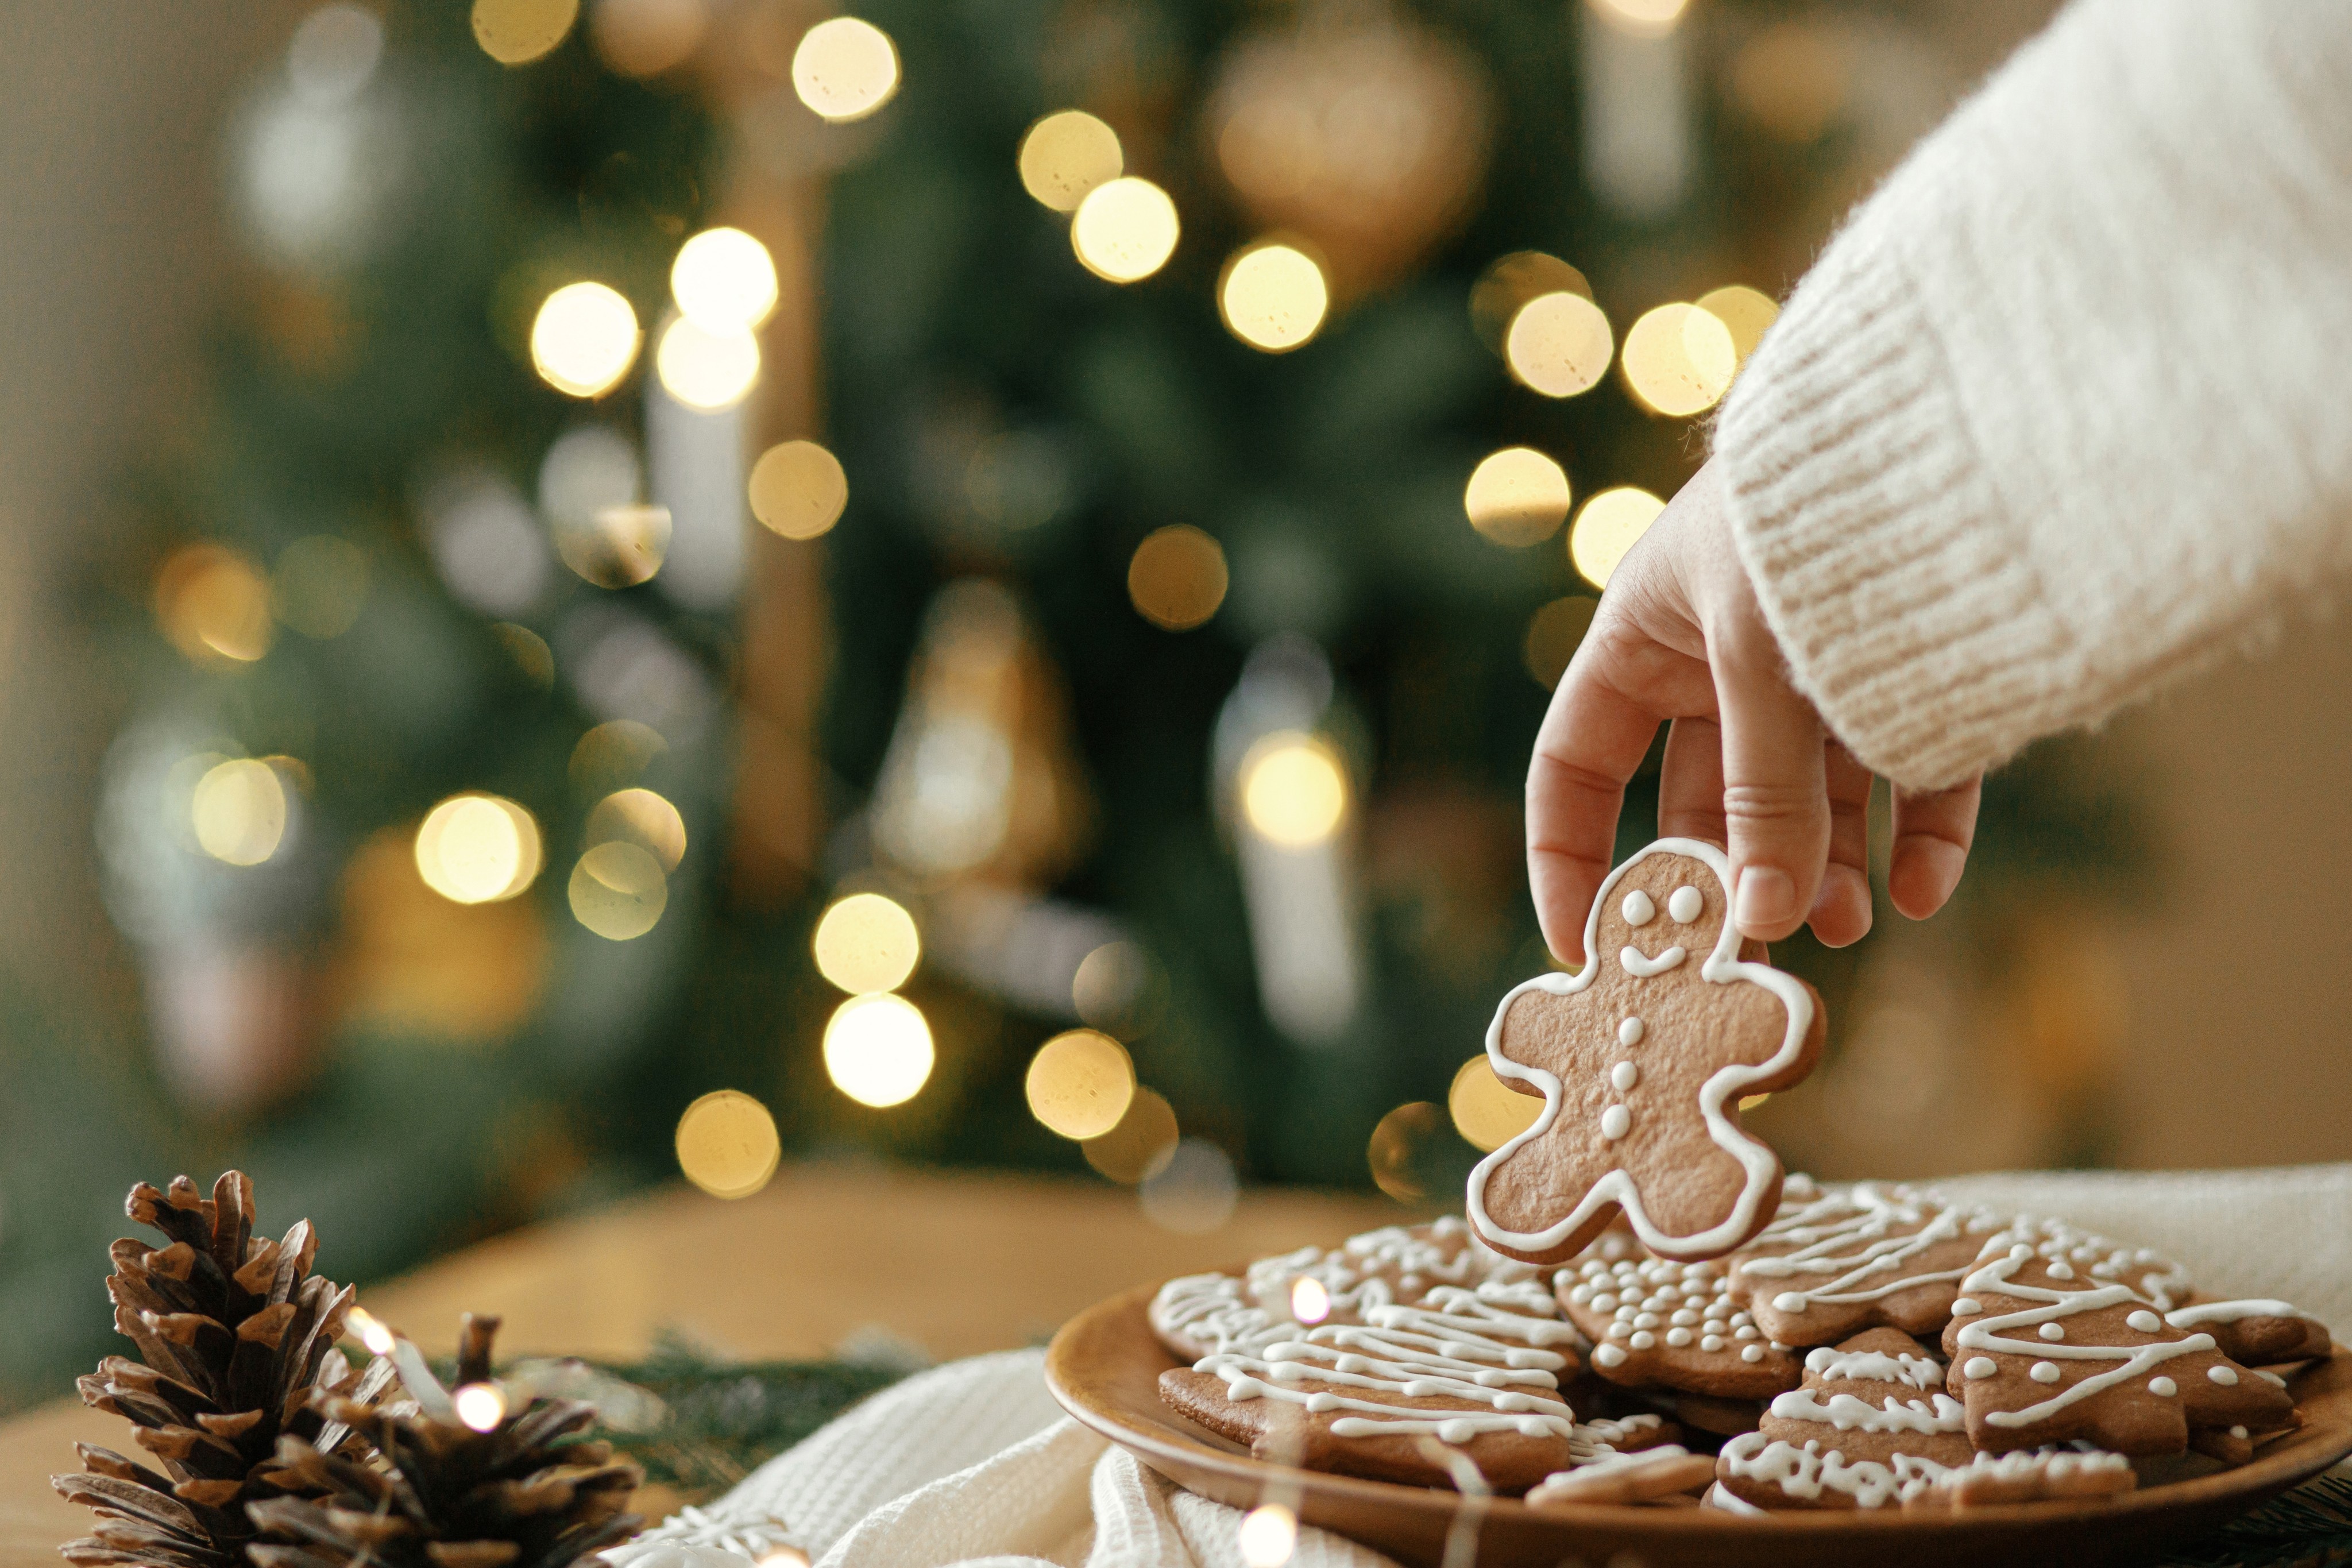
[1713,227,2078,791]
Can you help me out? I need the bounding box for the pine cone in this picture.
[52,1173,379,1568]
[249,1315,643,1568]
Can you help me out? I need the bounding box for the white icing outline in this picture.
[2166,1299,2317,1328]
[1734,1184,2000,1315]
[1466,838,1814,1259]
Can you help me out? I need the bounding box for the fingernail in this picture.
[1735,866,1798,933]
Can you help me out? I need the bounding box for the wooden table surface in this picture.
[0,1160,1399,1566]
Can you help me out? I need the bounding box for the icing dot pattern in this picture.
[1556,1244,1799,1399]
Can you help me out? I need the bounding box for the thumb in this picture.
[1710,611,1829,943]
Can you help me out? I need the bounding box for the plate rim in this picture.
[1045,1278,2352,1541]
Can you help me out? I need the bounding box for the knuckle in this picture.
[1720,783,1825,830]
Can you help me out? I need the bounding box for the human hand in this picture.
[1528,460,1981,964]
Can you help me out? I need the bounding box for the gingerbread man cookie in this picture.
[1940,1223,2296,1455]
[1468,839,1825,1265]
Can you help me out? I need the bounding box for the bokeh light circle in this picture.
[1025,1029,1137,1140]
[674,1088,782,1199]
[824,992,936,1108]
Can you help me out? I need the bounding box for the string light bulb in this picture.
[1218,241,1329,353]
[346,1307,397,1358]
[453,1382,508,1432]
[1239,733,1347,848]
[824,992,935,1107]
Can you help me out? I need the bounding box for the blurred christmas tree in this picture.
[0,0,2144,1403]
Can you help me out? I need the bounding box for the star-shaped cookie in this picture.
[1468,839,1825,1264]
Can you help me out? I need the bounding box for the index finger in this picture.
[1528,646,1664,965]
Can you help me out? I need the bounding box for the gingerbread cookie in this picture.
[1467,839,1825,1265]
[1158,1281,1588,1489]
[1713,1328,1971,1511]
[1717,1431,2134,1511]
[1557,1247,1803,1400]
[2163,1298,2332,1367]
[1150,1217,1543,1361]
[1728,1184,2004,1348]
[1941,1225,2296,1455]
[1525,1446,1718,1507]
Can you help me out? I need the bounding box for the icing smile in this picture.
[1619,944,1687,977]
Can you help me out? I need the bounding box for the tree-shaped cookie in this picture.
[1941,1222,2297,1455]
[1729,1183,2005,1347]
[1468,839,1824,1264]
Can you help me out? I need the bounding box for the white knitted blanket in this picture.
[692,1165,2352,1568]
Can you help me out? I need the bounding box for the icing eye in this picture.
[1621,890,1656,925]
[1667,885,1703,922]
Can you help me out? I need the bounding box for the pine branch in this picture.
[2157,1474,2352,1568]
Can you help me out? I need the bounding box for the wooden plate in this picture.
[1045,1283,2352,1568]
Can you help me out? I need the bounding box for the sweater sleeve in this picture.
[1712,0,2352,790]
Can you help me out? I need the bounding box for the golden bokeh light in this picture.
[553,503,671,589]
[1621,302,1737,417]
[1071,177,1179,284]
[568,841,667,940]
[473,0,579,63]
[1082,1087,1179,1183]
[531,283,640,399]
[1464,447,1573,547]
[1291,1276,1331,1326]
[453,1382,508,1432]
[1018,110,1123,212]
[191,759,288,867]
[1588,0,1689,36]
[1696,284,1780,364]
[1470,251,1592,352]
[416,794,543,905]
[1239,732,1347,848]
[823,992,935,1108]
[272,535,369,639]
[586,787,687,871]
[674,1088,781,1199]
[1025,1029,1136,1141]
[1449,1055,1544,1153]
[812,891,921,994]
[1238,1504,1297,1568]
[1523,595,1600,688]
[589,0,708,77]
[670,226,779,333]
[1570,485,1666,589]
[157,544,275,665]
[1218,241,1329,353]
[569,719,668,795]
[748,439,848,540]
[1505,291,1615,399]
[1126,524,1226,631]
[791,16,899,122]
[656,314,761,410]
[1366,1100,1441,1202]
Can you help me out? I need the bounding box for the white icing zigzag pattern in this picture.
[1801,1345,1943,1391]
[1733,1184,1999,1314]
[1952,1226,2211,1430]
[1719,1432,2133,1509]
[1193,1285,1582,1441]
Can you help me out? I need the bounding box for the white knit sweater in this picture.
[1714,0,2352,790]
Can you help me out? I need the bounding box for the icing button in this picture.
[1618,1017,1644,1047]
[1964,1358,1997,1380]
[2030,1362,2062,1384]
[1665,1327,1693,1347]
[1601,1105,1631,1141]
[1773,1293,1807,1314]
[1629,1331,1656,1350]
[1667,885,1704,922]
[2149,1377,2177,1397]
[2208,1366,2239,1386]
[1594,1343,1627,1368]
[1611,1060,1639,1091]
[2126,1310,2161,1333]
[1739,1344,1764,1364]
[2040,1323,2066,1341]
